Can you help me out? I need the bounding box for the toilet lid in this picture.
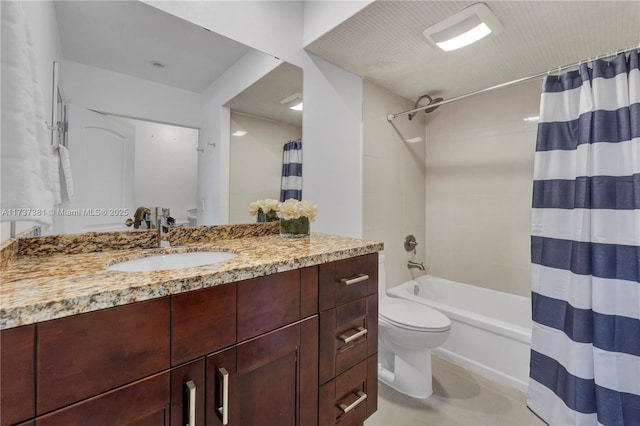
[379,297,451,332]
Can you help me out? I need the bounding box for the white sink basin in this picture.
[107,251,237,272]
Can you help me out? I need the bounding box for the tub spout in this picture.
[408,261,426,271]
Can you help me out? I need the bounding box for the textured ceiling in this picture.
[305,1,640,103]
[54,1,251,93]
[226,62,303,128]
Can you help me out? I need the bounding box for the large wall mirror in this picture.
[24,0,301,235]
[227,63,303,224]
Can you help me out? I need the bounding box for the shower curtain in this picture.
[528,51,640,425]
[280,138,302,201]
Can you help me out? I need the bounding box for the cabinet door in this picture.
[0,325,35,426]
[35,372,170,426]
[171,359,205,426]
[206,317,318,426]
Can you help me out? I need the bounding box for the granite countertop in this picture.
[0,224,383,330]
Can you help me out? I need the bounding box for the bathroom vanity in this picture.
[0,224,382,426]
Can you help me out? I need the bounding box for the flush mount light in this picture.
[280,92,303,111]
[523,116,540,123]
[423,3,502,52]
[232,130,247,137]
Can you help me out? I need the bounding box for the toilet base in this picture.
[378,344,434,399]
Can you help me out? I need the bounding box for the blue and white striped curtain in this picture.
[528,51,640,425]
[280,138,302,201]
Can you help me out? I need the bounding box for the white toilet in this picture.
[377,255,451,398]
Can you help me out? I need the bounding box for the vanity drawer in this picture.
[319,294,378,385]
[236,269,301,341]
[319,355,377,426]
[36,298,170,415]
[319,254,378,311]
[171,282,236,365]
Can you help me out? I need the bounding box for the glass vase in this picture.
[257,210,278,223]
[279,216,310,238]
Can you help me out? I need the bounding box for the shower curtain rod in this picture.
[387,44,640,122]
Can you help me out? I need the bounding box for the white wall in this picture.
[229,113,302,224]
[424,80,540,297]
[302,0,373,46]
[362,80,426,289]
[117,118,198,224]
[61,61,201,129]
[145,1,366,238]
[1,1,63,241]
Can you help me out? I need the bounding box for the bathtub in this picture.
[386,275,532,393]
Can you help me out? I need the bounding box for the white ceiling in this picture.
[226,62,303,128]
[54,1,251,93]
[53,1,303,125]
[305,1,640,103]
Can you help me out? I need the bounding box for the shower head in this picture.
[408,94,444,120]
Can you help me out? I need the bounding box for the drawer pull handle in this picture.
[339,326,368,343]
[218,368,229,425]
[340,274,369,286]
[339,391,368,414]
[185,380,196,426]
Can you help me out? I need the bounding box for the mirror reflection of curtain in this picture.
[280,138,302,201]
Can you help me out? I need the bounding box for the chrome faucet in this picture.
[151,207,171,248]
[407,260,426,271]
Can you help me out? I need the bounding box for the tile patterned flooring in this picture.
[365,355,546,426]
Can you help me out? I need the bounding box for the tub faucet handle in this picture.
[404,235,418,254]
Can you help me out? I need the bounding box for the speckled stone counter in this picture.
[0,225,383,330]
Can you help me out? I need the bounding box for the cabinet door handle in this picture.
[185,380,196,426]
[339,326,368,343]
[339,390,368,414]
[217,368,229,425]
[340,274,369,286]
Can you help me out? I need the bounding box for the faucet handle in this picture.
[404,235,418,254]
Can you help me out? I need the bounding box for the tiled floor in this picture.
[365,355,546,426]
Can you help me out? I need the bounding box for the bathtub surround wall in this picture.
[424,80,540,297]
[363,80,426,290]
[229,112,302,223]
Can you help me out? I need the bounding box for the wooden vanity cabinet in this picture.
[0,254,379,426]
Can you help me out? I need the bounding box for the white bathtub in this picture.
[386,275,532,393]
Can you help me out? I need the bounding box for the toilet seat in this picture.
[379,297,451,332]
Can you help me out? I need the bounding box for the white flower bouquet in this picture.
[248,198,280,222]
[276,199,317,238]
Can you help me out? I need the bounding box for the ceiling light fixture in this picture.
[232,130,247,137]
[280,92,303,111]
[423,3,502,52]
[523,116,540,123]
